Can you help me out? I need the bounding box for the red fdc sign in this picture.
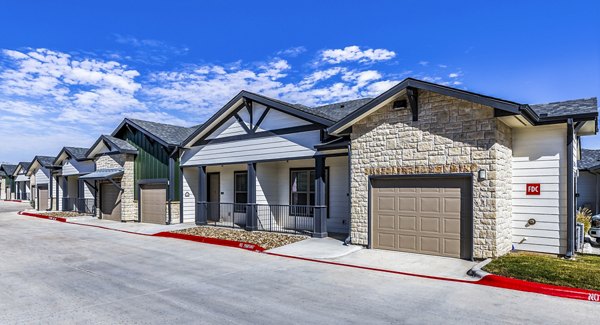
[526,183,541,195]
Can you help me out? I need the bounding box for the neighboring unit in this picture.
[26,156,57,211]
[0,164,17,200]
[180,91,359,236]
[83,119,197,224]
[12,162,31,201]
[577,148,600,213]
[53,147,95,214]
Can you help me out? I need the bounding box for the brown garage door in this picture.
[140,183,166,224]
[371,177,471,259]
[38,186,48,211]
[101,183,122,221]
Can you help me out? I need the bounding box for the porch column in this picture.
[55,175,59,208]
[62,176,68,211]
[313,156,327,238]
[246,162,257,231]
[49,174,54,210]
[196,166,207,225]
[77,178,84,212]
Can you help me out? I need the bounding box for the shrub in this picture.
[576,207,592,233]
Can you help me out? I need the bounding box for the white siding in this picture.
[259,108,310,130]
[35,168,50,185]
[206,117,248,140]
[182,131,320,166]
[57,176,63,210]
[577,171,598,213]
[181,167,198,223]
[512,125,567,254]
[62,159,94,176]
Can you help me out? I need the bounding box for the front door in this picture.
[38,186,48,211]
[207,173,220,221]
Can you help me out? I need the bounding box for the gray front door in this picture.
[38,186,48,211]
[207,173,220,221]
[101,183,122,221]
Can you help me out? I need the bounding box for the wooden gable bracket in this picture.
[407,87,419,121]
[234,113,253,134]
[244,97,253,128]
[252,106,270,132]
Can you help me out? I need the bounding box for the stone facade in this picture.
[170,201,180,223]
[350,90,513,259]
[95,154,137,222]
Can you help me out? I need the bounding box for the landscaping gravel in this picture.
[171,227,308,250]
[36,211,90,218]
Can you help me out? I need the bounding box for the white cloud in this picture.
[276,46,307,57]
[418,61,429,66]
[449,72,460,78]
[321,46,396,64]
[0,46,462,162]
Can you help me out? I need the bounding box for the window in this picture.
[234,171,247,213]
[289,169,329,217]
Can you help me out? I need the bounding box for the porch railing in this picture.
[200,202,316,235]
[62,198,95,214]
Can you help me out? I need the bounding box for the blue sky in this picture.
[0,1,598,162]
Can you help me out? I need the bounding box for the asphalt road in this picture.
[1,201,598,324]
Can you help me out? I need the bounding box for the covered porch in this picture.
[182,155,349,237]
[60,173,96,214]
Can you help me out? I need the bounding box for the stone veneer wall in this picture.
[350,90,513,259]
[95,154,137,222]
[170,201,180,223]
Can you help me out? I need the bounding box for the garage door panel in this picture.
[140,183,166,224]
[420,217,440,233]
[101,183,122,221]
[377,214,396,230]
[377,233,396,249]
[372,177,470,259]
[377,196,395,211]
[398,235,417,251]
[398,197,416,211]
[443,238,461,256]
[399,216,416,231]
[420,236,441,254]
[444,219,461,235]
[420,197,440,212]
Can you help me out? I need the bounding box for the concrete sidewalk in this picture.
[268,237,477,281]
[23,209,197,235]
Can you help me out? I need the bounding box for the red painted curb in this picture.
[153,232,266,252]
[477,274,600,303]
[4,199,25,202]
[16,210,600,303]
[264,252,600,303]
[18,211,68,222]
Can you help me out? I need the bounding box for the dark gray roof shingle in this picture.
[530,98,598,118]
[579,149,600,170]
[127,118,200,146]
[64,147,90,160]
[103,135,138,153]
[1,164,17,175]
[17,162,31,172]
[35,156,56,168]
[310,98,374,121]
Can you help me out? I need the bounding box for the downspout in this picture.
[344,142,352,246]
[566,118,575,258]
[167,146,179,225]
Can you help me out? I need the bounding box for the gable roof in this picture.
[54,146,91,165]
[309,98,374,121]
[32,156,56,168]
[327,78,598,135]
[530,98,598,118]
[86,135,139,158]
[14,162,31,175]
[579,149,600,170]
[113,118,200,147]
[0,164,17,176]
[182,90,338,147]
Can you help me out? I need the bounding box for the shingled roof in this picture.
[17,162,31,173]
[64,147,90,160]
[309,98,374,121]
[530,98,598,118]
[34,156,56,168]
[1,164,17,175]
[579,149,600,170]
[102,135,138,153]
[125,118,200,146]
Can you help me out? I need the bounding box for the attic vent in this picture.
[392,99,407,110]
[539,113,548,117]
[340,104,345,108]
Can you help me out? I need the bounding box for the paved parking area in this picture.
[1,201,598,324]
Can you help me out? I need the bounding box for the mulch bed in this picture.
[171,227,308,250]
[36,211,90,218]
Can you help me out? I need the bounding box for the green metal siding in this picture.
[120,128,181,200]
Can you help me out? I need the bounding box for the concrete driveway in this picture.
[1,201,598,324]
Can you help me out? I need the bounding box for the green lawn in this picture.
[483,252,600,291]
